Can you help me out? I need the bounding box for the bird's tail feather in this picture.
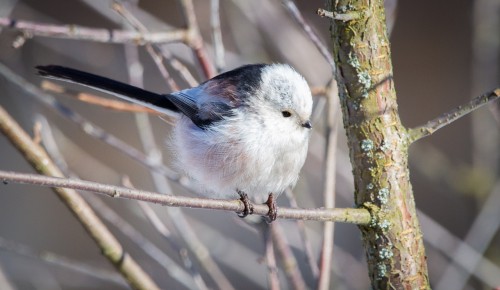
[36,65,179,114]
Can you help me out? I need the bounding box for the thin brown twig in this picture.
[317,83,340,290]
[210,0,225,72]
[271,222,307,290]
[0,105,161,290]
[0,236,127,287]
[282,0,336,71]
[284,188,319,279]
[178,0,216,78]
[0,17,187,45]
[311,86,328,96]
[264,225,281,290]
[408,88,500,143]
[0,170,371,224]
[113,1,181,92]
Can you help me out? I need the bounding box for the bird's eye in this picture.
[282,111,292,118]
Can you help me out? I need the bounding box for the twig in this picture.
[41,80,162,115]
[0,106,160,290]
[0,17,187,45]
[283,0,336,71]
[160,48,199,87]
[264,225,281,290]
[0,62,179,180]
[113,1,181,92]
[210,0,226,72]
[311,86,328,96]
[419,209,500,288]
[435,182,500,290]
[0,236,127,287]
[284,188,319,279]
[0,170,371,224]
[317,83,340,290]
[408,88,500,143]
[271,222,307,290]
[178,0,216,78]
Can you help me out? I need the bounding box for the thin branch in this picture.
[264,225,281,290]
[210,0,226,72]
[178,0,216,78]
[0,106,161,290]
[271,222,307,290]
[0,170,371,224]
[113,1,181,92]
[317,82,340,290]
[0,236,127,287]
[408,88,500,143]
[0,17,187,45]
[282,0,336,71]
[284,188,319,279]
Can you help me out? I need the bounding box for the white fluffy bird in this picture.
[37,64,313,221]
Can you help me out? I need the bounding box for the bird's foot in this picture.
[237,190,254,218]
[265,193,278,223]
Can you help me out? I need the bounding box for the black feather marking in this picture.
[36,65,179,113]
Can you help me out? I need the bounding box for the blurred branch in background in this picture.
[0,102,160,290]
[0,0,499,289]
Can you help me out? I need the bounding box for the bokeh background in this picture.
[0,0,499,289]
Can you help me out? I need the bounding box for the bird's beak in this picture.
[302,120,312,129]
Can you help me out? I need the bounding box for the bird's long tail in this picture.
[36,65,179,114]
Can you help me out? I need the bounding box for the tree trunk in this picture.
[327,0,431,288]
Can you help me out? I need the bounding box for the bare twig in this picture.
[264,225,281,290]
[0,106,161,290]
[284,188,319,279]
[0,170,371,223]
[283,0,336,71]
[0,17,187,45]
[271,222,307,290]
[160,48,199,87]
[0,236,127,287]
[317,83,339,290]
[419,209,500,289]
[113,1,181,92]
[436,182,500,290]
[210,0,226,72]
[408,88,500,143]
[178,0,216,78]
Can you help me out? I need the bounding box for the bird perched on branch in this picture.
[37,63,313,222]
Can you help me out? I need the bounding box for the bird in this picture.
[36,63,313,222]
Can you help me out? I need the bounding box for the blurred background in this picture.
[0,0,499,289]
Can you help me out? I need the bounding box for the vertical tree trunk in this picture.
[327,1,430,289]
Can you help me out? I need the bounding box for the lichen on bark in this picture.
[327,0,431,289]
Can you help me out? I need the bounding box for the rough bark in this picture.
[327,0,430,289]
